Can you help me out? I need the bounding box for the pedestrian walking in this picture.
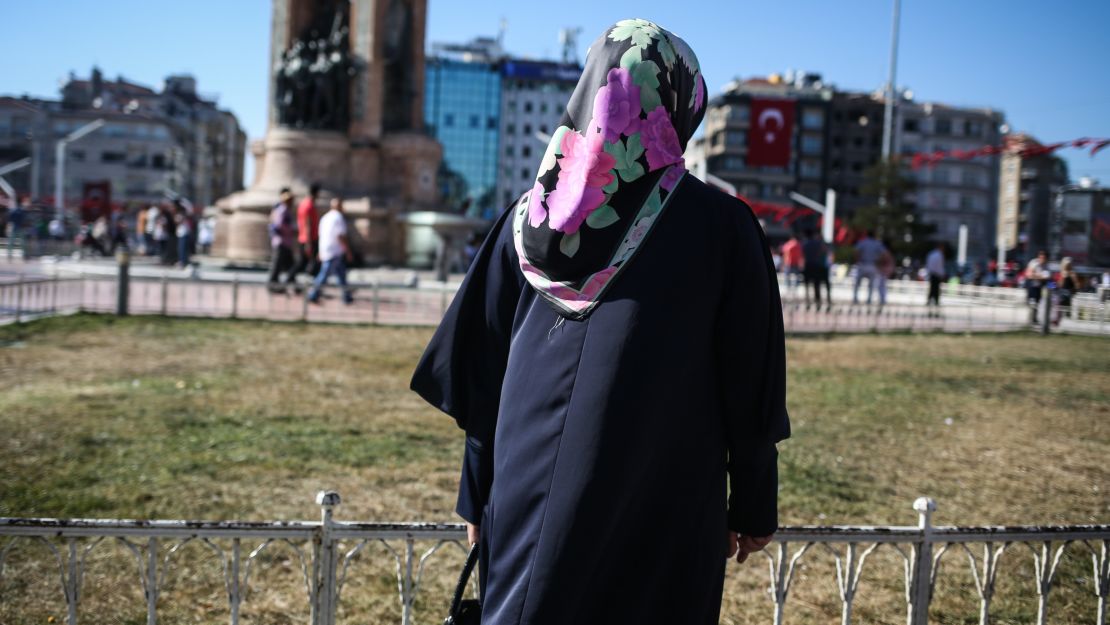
[412,20,787,625]
[876,238,895,307]
[293,183,322,283]
[266,188,298,293]
[926,241,946,313]
[144,204,160,256]
[307,198,353,304]
[802,228,830,309]
[175,207,193,267]
[781,232,804,295]
[1054,257,1078,323]
[197,216,214,255]
[1024,250,1050,323]
[852,230,885,305]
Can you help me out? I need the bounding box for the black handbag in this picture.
[444,544,481,625]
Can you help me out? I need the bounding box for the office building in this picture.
[495,59,580,211]
[425,38,503,216]
[996,133,1070,264]
[698,71,833,240]
[1056,178,1110,268]
[894,99,1004,261]
[0,67,245,212]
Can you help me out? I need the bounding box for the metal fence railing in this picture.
[2,271,1108,335]
[1,494,1106,625]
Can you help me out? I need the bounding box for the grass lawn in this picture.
[1,315,1107,624]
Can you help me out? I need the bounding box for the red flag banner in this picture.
[747,98,795,168]
[910,136,1110,169]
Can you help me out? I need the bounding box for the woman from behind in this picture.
[412,19,789,625]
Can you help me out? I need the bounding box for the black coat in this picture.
[412,177,790,625]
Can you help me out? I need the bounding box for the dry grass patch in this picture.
[1,315,1106,624]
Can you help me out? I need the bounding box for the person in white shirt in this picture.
[307,198,353,304]
[925,242,946,310]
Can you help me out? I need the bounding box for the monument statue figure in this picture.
[382,0,414,131]
[275,3,355,131]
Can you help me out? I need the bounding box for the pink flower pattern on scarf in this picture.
[641,106,685,171]
[527,181,547,228]
[545,130,616,234]
[592,67,642,143]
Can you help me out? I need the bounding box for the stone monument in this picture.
[213,0,442,265]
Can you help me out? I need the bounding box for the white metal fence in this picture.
[1,493,1106,625]
[2,272,1106,334]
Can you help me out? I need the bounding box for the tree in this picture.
[851,158,936,260]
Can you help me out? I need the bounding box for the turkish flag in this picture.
[747,98,795,167]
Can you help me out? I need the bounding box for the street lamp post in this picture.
[881,0,902,160]
[53,119,106,222]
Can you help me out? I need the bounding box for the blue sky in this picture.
[4,0,1109,182]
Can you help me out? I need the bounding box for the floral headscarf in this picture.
[512,19,707,320]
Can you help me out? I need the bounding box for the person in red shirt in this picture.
[781,233,804,294]
[293,183,322,284]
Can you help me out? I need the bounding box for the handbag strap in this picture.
[448,543,479,617]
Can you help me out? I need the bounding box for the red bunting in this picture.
[909,136,1110,169]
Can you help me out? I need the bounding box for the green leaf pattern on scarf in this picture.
[559,231,581,257]
[609,19,662,49]
[585,204,620,229]
[631,60,662,113]
[603,134,646,183]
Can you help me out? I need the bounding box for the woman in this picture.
[412,19,788,625]
[1055,257,1078,322]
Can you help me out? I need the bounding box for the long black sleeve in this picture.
[715,199,791,537]
[410,206,526,524]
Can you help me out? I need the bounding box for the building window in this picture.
[523,124,532,135]
[540,124,548,134]
[521,167,529,180]
[444,114,455,127]
[522,145,532,158]
[540,102,548,114]
[524,101,534,113]
[800,159,822,178]
[469,115,480,128]
[903,118,919,132]
[152,154,167,169]
[801,108,824,130]
[934,119,952,135]
[801,135,823,154]
[506,146,515,157]
[506,123,515,134]
[487,116,497,129]
[964,120,982,138]
[723,156,745,170]
[71,150,86,162]
[726,131,746,147]
[101,151,126,164]
[728,105,750,122]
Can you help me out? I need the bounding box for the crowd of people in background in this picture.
[771,230,1110,317]
[267,183,353,304]
[0,200,214,268]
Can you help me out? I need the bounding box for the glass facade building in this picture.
[424,58,501,217]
